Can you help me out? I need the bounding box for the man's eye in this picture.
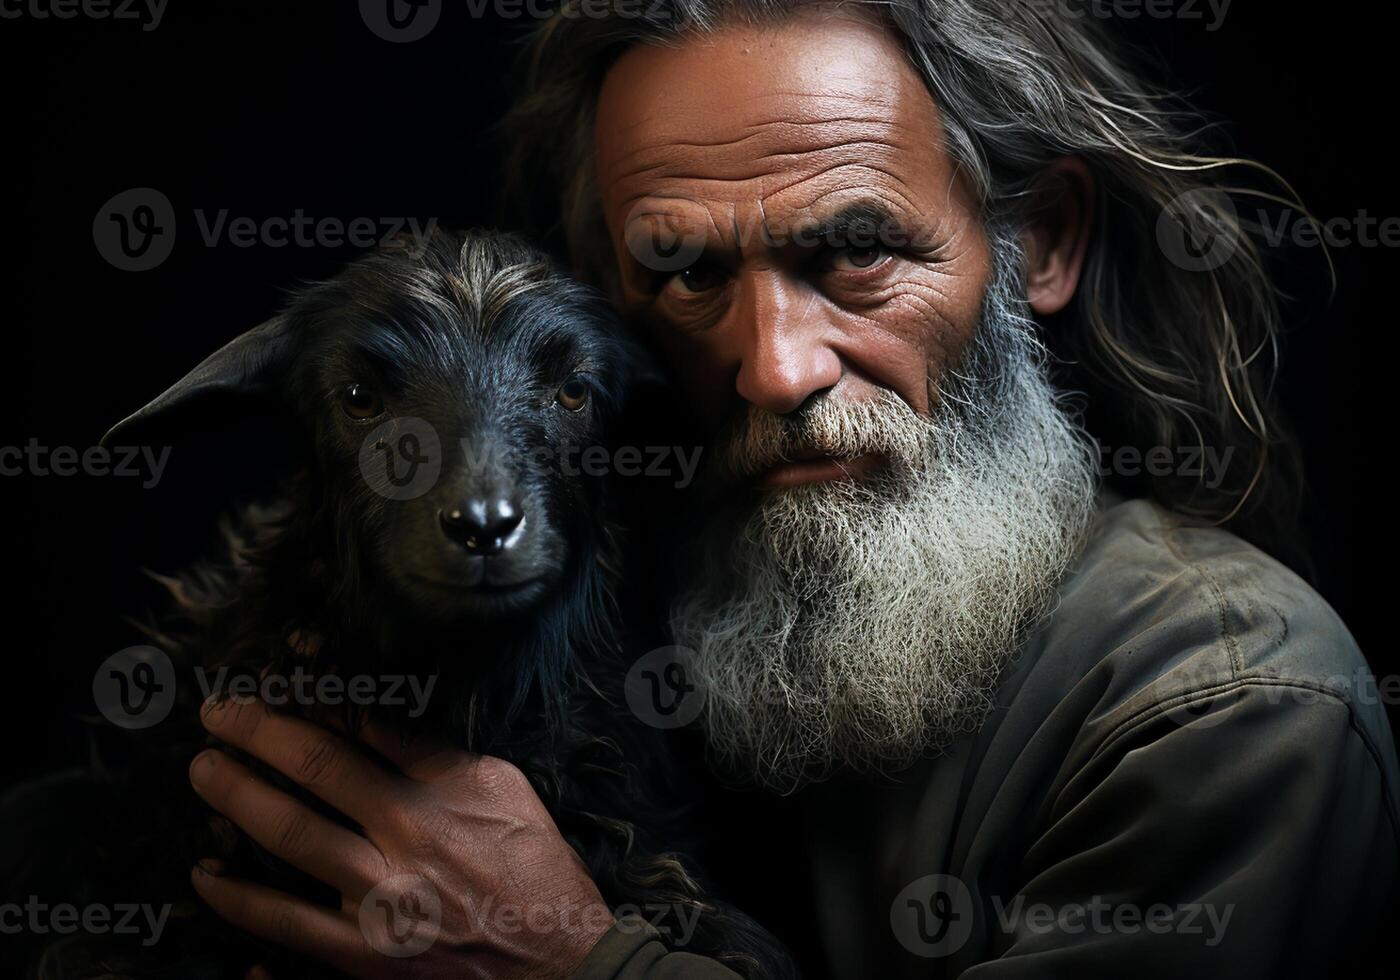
[829,244,889,272]
[669,263,725,294]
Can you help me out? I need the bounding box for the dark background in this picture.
[1,1,1396,956]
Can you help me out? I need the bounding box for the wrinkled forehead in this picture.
[594,9,960,242]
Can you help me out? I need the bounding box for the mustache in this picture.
[715,390,931,483]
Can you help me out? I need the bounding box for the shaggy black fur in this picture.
[5,230,792,979]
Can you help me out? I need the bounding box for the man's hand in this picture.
[187,696,615,979]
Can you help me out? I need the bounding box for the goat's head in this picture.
[105,229,656,628]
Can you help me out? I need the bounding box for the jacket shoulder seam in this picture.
[1157,507,1244,677]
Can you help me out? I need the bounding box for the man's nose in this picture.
[439,497,523,556]
[732,271,842,415]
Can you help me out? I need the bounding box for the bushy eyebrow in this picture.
[618,197,926,295]
[787,201,913,252]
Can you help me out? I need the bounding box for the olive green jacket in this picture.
[578,498,1400,979]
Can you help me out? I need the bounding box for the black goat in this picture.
[10,229,791,979]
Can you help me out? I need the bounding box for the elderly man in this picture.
[186,2,1398,977]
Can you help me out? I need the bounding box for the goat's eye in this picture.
[341,383,384,420]
[556,376,590,413]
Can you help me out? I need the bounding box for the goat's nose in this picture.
[439,498,524,556]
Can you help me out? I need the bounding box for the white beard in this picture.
[670,236,1099,793]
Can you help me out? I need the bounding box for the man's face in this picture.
[595,8,992,471]
[594,10,1097,791]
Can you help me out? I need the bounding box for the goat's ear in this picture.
[101,315,295,448]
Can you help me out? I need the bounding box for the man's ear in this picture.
[101,315,296,448]
[1021,156,1096,315]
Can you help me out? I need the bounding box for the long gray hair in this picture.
[503,0,1314,560]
